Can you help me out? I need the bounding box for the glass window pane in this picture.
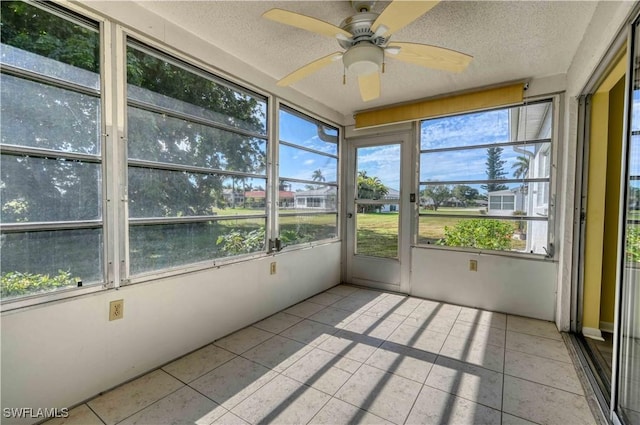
[279,109,338,155]
[418,217,547,254]
[129,218,265,275]
[1,74,101,155]
[1,228,103,299]
[127,45,266,135]
[278,181,337,212]
[1,1,100,79]
[356,211,398,259]
[420,143,550,182]
[280,214,337,245]
[1,155,101,222]
[128,107,266,174]
[279,144,338,183]
[128,167,265,218]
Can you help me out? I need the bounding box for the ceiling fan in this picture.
[263,0,473,102]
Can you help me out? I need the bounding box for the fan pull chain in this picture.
[382,62,386,74]
[343,68,346,85]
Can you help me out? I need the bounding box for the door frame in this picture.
[344,131,413,293]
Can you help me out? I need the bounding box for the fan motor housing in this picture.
[339,12,386,49]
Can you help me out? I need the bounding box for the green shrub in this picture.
[626,225,640,263]
[440,219,514,250]
[216,227,265,255]
[1,270,78,297]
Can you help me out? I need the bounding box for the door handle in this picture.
[347,213,353,218]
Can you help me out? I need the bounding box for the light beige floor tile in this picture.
[425,356,503,410]
[365,296,421,317]
[502,412,539,424]
[458,307,507,330]
[342,314,402,340]
[440,334,505,372]
[387,323,448,354]
[189,356,278,410]
[405,385,501,425]
[284,300,327,318]
[335,364,422,424]
[308,306,361,329]
[241,334,312,372]
[231,374,330,425]
[214,326,275,355]
[325,285,359,297]
[332,295,383,314]
[318,330,383,362]
[449,321,506,348]
[362,310,410,324]
[211,411,250,425]
[162,344,235,383]
[283,354,352,395]
[309,397,393,425]
[42,404,104,425]
[87,370,183,425]
[280,319,338,346]
[291,347,362,375]
[507,315,562,340]
[402,314,457,334]
[307,292,344,306]
[365,341,437,384]
[504,349,584,395]
[411,299,462,320]
[502,375,596,425]
[506,331,571,363]
[118,386,225,425]
[252,312,303,334]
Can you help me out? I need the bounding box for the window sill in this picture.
[1,283,108,313]
[411,243,554,262]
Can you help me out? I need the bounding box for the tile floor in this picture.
[45,285,597,425]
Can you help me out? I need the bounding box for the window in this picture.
[126,41,268,275]
[278,107,339,246]
[418,101,553,254]
[1,1,103,300]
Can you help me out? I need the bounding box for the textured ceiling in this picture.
[134,1,598,118]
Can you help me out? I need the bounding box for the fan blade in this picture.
[358,72,380,102]
[387,42,472,73]
[277,52,343,87]
[372,1,440,38]
[263,9,352,39]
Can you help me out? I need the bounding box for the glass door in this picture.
[617,19,640,425]
[345,133,411,291]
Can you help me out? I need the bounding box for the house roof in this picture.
[245,190,295,198]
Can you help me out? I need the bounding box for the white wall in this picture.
[410,248,557,321]
[0,243,340,425]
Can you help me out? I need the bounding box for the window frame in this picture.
[416,97,558,258]
[0,1,110,310]
[276,102,341,250]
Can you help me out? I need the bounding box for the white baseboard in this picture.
[599,321,614,333]
[583,327,605,341]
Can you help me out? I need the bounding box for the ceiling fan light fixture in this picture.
[342,43,383,76]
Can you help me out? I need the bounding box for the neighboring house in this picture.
[222,189,245,207]
[243,190,295,208]
[380,188,400,212]
[294,186,337,209]
[487,189,526,216]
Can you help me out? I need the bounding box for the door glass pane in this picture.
[355,144,401,259]
[618,21,640,425]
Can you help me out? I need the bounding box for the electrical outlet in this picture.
[109,299,124,321]
[270,262,276,275]
[469,259,478,272]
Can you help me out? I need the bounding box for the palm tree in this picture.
[311,169,325,182]
[511,155,530,179]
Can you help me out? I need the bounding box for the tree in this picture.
[452,185,479,207]
[311,169,325,182]
[422,184,451,211]
[511,155,530,179]
[357,171,388,213]
[482,147,508,192]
